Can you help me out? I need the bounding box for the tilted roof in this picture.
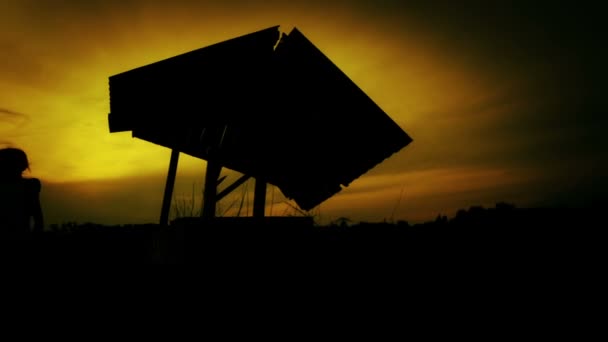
[108,26,412,210]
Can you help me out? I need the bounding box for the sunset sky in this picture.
[1,0,606,226]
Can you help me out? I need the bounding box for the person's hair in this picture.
[0,148,29,177]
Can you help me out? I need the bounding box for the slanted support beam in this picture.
[202,159,222,219]
[253,178,266,218]
[160,149,180,226]
[217,174,251,202]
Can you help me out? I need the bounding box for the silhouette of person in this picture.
[0,148,44,236]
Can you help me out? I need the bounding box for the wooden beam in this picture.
[202,159,222,219]
[160,149,180,226]
[217,175,227,186]
[253,178,266,218]
[216,174,251,202]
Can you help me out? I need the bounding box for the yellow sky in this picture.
[2,1,604,225]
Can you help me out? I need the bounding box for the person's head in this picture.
[0,148,29,178]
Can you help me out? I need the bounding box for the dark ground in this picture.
[0,205,603,266]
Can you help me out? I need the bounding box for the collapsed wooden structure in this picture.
[108,26,412,224]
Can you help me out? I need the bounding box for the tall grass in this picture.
[171,178,251,220]
[171,182,200,219]
[171,178,321,224]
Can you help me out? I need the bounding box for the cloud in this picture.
[0,38,54,89]
[3,0,606,225]
[0,107,29,127]
[0,107,29,146]
[0,107,26,118]
[40,172,166,225]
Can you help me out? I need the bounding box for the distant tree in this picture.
[396,220,410,228]
[333,217,351,228]
[496,202,516,211]
[435,214,448,224]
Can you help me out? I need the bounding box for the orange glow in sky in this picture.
[2,1,604,225]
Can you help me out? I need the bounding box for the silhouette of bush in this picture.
[7,202,598,264]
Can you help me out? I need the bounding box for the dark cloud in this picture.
[0,39,59,90]
[0,107,29,126]
[0,107,26,118]
[40,173,166,225]
[0,107,21,145]
[377,1,608,192]
[356,1,607,90]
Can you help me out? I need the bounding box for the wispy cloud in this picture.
[0,107,29,133]
[0,107,28,121]
[0,108,29,149]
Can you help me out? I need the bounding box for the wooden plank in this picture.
[202,160,222,219]
[253,178,267,218]
[217,174,251,202]
[160,149,180,225]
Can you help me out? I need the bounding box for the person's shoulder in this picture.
[24,178,41,192]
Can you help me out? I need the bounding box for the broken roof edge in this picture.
[285,137,413,211]
[342,139,412,187]
[109,25,281,79]
[278,27,412,141]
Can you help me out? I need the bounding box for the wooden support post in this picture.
[160,149,180,226]
[253,178,266,218]
[216,174,251,202]
[202,159,222,219]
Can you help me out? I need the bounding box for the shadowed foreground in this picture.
[0,205,602,266]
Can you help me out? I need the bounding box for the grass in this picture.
[171,178,322,224]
